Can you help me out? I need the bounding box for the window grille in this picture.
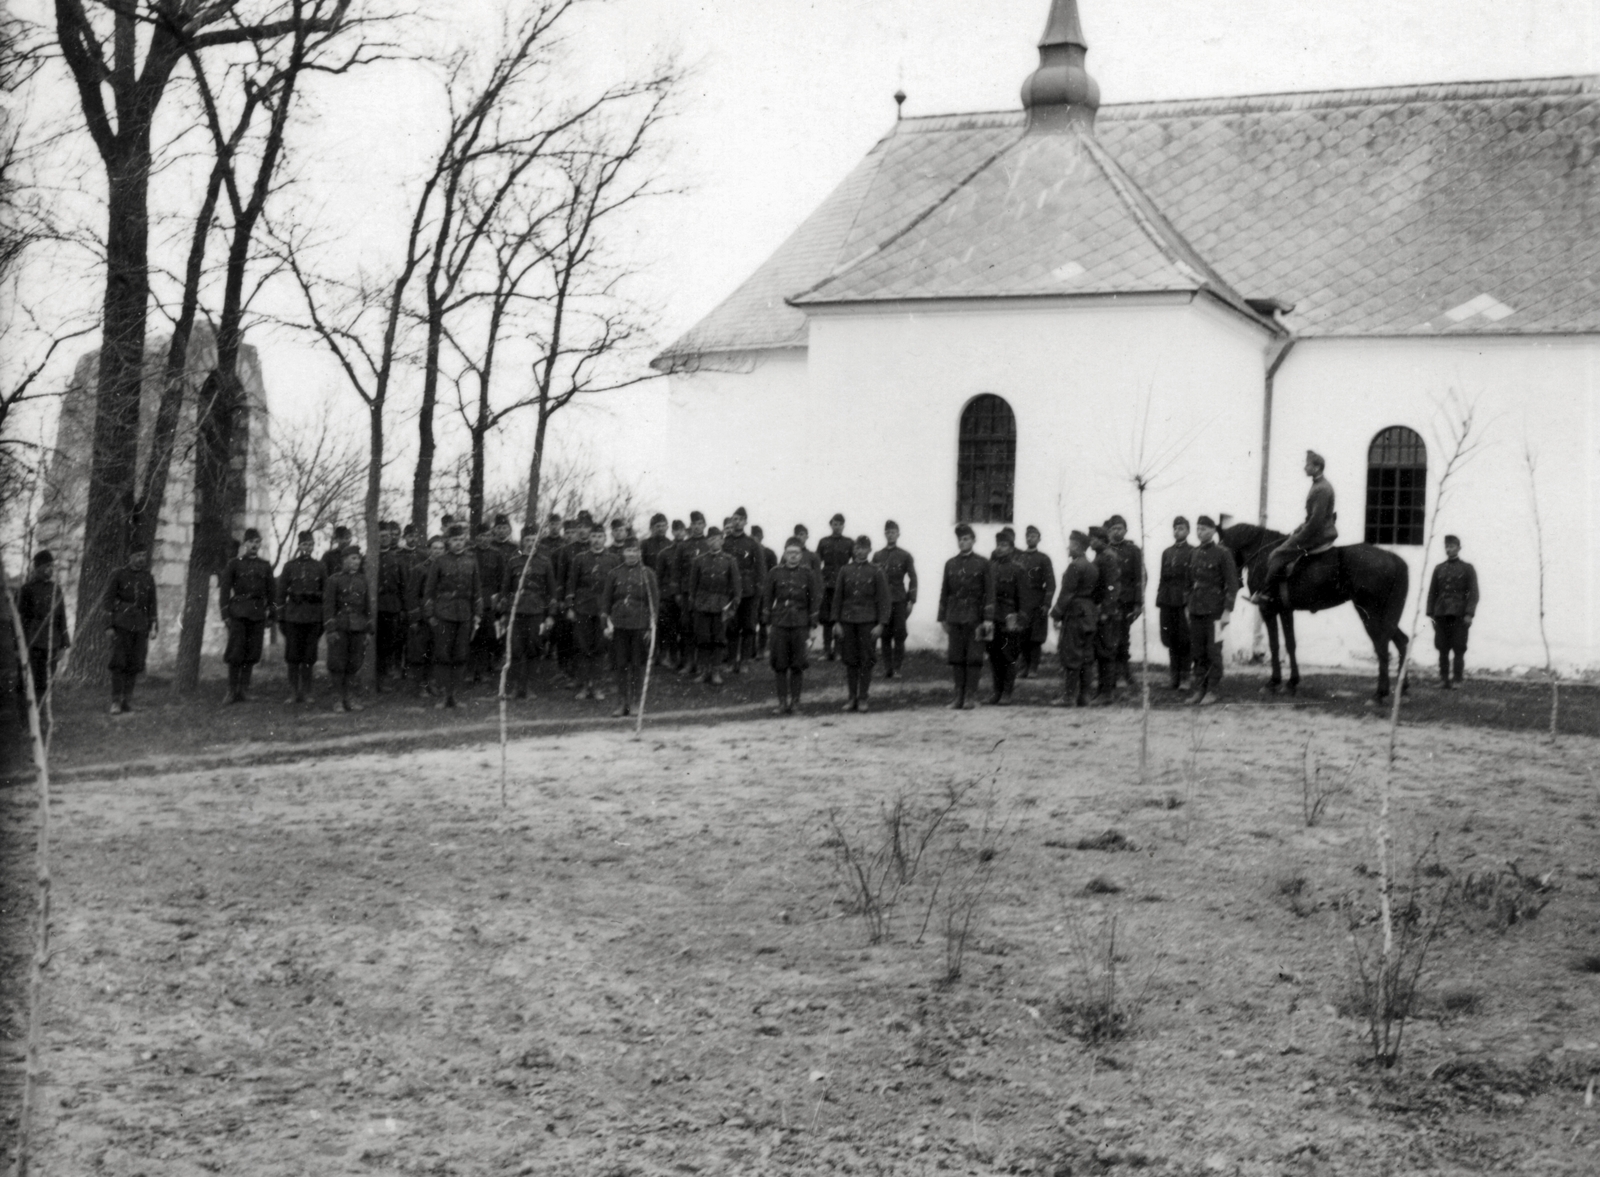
[1364,426,1426,545]
[956,394,1016,524]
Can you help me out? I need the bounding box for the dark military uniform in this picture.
[755,542,777,656]
[686,548,740,676]
[600,562,660,710]
[871,543,918,675]
[1265,474,1338,598]
[762,561,822,713]
[1049,554,1099,705]
[641,533,672,574]
[1014,547,1055,676]
[1089,545,1122,702]
[321,542,358,579]
[1156,540,1195,689]
[220,551,275,699]
[653,538,682,668]
[470,540,510,681]
[375,545,410,684]
[276,554,326,673]
[424,551,482,703]
[832,559,891,709]
[104,563,157,708]
[1107,537,1144,685]
[816,534,854,659]
[567,547,622,693]
[673,534,711,671]
[323,570,371,682]
[938,548,994,708]
[16,571,69,704]
[1427,556,1480,685]
[722,531,767,668]
[404,549,435,689]
[548,537,581,681]
[1185,540,1241,698]
[987,553,1026,704]
[502,548,558,696]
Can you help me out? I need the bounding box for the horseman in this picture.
[1250,450,1337,608]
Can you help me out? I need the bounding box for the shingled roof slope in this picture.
[654,76,1600,369]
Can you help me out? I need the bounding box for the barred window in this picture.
[956,394,1015,525]
[1364,426,1426,545]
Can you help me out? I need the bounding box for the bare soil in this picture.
[2,667,1599,1175]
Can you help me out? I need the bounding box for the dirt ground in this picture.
[2,678,1598,1175]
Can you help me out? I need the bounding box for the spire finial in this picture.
[1020,0,1100,133]
[894,89,906,120]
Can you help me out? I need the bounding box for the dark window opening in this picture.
[1364,426,1426,545]
[957,394,1015,525]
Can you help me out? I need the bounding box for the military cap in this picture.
[342,546,363,559]
[1305,450,1325,469]
[1195,515,1217,529]
[428,534,444,546]
[954,523,975,539]
[493,513,510,526]
[474,522,491,535]
[1444,534,1461,546]
[32,549,53,567]
[750,525,765,540]
[1105,515,1127,529]
[622,534,641,549]
[577,511,595,526]
[333,525,351,538]
[297,529,314,543]
[853,534,872,548]
[440,515,455,528]
[995,527,1015,544]
[783,536,803,550]
[733,506,749,519]
[689,510,705,523]
[1025,524,1041,537]
[670,519,685,531]
[1087,526,1108,541]
[706,525,723,538]
[243,527,262,542]
[793,523,809,535]
[546,511,563,523]
[610,518,626,530]
[884,519,899,530]
[650,512,667,526]
[830,513,845,525]
[1069,530,1088,546]
[1173,515,1189,527]
[402,523,420,537]
[447,523,468,538]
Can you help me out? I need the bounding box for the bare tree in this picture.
[53,0,355,682]
[1522,440,1558,739]
[263,399,367,566]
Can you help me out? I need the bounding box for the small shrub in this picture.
[1301,737,1358,827]
[1276,874,1317,918]
[1075,829,1137,852]
[1143,793,1184,810]
[826,784,972,944]
[1051,914,1159,1046]
[1458,862,1558,931]
[1433,987,1484,1017]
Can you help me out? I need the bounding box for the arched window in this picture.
[956,394,1016,524]
[1365,426,1426,545]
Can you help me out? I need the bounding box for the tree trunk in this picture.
[173,368,238,692]
[365,402,384,690]
[409,317,444,535]
[71,146,152,683]
[523,400,550,534]
[468,423,487,532]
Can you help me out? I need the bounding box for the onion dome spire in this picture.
[1020,0,1100,132]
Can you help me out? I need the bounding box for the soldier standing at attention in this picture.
[321,525,356,578]
[600,536,660,717]
[1105,515,1144,689]
[763,536,823,715]
[792,524,822,572]
[1427,535,1479,689]
[1048,530,1099,707]
[1086,526,1122,706]
[16,551,70,709]
[1184,516,1241,706]
[549,516,587,689]
[674,512,710,676]
[277,530,326,704]
[502,528,558,698]
[1014,526,1055,679]
[1253,450,1337,607]
[816,514,853,661]
[468,523,506,684]
[722,509,767,672]
[374,524,409,691]
[653,519,684,671]
[831,535,891,713]
[937,523,994,711]
[871,520,917,678]
[566,523,621,701]
[686,525,740,685]
[1156,516,1195,690]
[219,528,275,703]
[405,535,441,695]
[641,514,671,572]
[104,544,158,714]
[987,528,1026,706]
[424,524,482,709]
[750,524,777,658]
[324,547,372,712]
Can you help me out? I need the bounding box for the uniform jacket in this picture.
[475,544,509,611]
[1290,475,1339,549]
[687,549,741,613]
[831,561,892,626]
[566,548,622,616]
[1049,555,1100,631]
[1185,541,1241,617]
[654,540,681,596]
[1427,558,1480,619]
[990,553,1025,628]
[324,571,372,632]
[641,534,672,573]
[277,554,326,624]
[1108,539,1145,607]
[321,544,358,579]
[796,546,822,573]
[221,555,276,622]
[871,545,919,604]
[503,551,558,617]
[424,551,483,623]
[937,551,995,626]
[817,535,854,589]
[763,563,824,628]
[17,574,70,652]
[376,547,408,614]
[600,563,660,630]
[405,554,434,622]
[1090,547,1122,615]
[104,566,158,634]
[1014,549,1055,620]
[673,536,710,598]
[722,533,767,599]
[1156,542,1195,609]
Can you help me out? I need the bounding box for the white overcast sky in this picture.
[10,0,1599,500]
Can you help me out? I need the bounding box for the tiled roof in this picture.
[654,76,1600,369]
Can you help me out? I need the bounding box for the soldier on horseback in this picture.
[1250,450,1338,608]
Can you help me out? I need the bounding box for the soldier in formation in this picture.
[599,536,659,717]
[324,547,372,712]
[1049,530,1097,706]
[762,536,823,715]
[987,528,1024,706]
[937,524,993,711]
[277,530,325,704]
[566,523,621,700]
[1015,525,1055,679]
[1426,535,1479,688]
[1184,516,1240,706]
[871,520,917,678]
[831,535,890,712]
[219,528,275,703]
[1155,516,1194,691]
[104,544,157,713]
[686,526,739,684]
[16,551,70,708]
[424,525,481,708]
[816,514,853,660]
[503,527,559,698]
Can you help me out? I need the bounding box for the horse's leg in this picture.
[1282,610,1299,695]
[1264,609,1283,693]
[1362,608,1391,701]
[1394,624,1410,695]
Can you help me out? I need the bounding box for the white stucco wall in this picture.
[1267,335,1600,676]
[659,295,1276,663]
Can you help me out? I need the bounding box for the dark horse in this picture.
[1219,524,1411,701]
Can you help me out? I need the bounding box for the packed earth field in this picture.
[2,657,1598,1176]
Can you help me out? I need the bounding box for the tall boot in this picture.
[613,670,630,717]
[447,664,460,707]
[772,671,788,715]
[332,673,347,712]
[1438,651,1450,686]
[1077,666,1092,707]
[842,665,859,712]
[1452,651,1464,684]
[857,662,873,713]
[948,664,966,710]
[241,663,255,701]
[790,670,804,712]
[1091,658,1115,705]
[433,663,450,708]
[110,672,125,714]
[122,672,137,711]
[225,664,240,703]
